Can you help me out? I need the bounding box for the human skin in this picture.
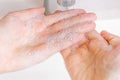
[61,30,120,80]
[0,8,96,73]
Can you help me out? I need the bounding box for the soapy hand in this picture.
[61,30,120,80]
[0,8,96,73]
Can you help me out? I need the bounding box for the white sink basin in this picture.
[0,0,43,18]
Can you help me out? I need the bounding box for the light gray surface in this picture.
[0,0,43,18]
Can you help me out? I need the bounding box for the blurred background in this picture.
[0,0,120,80]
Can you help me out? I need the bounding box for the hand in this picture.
[0,8,96,73]
[61,30,120,80]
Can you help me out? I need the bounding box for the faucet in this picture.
[44,0,76,14]
[57,0,75,7]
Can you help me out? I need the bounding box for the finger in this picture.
[46,13,96,33]
[87,30,107,42]
[45,21,95,53]
[33,21,95,60]
[35,22,96,43]
[87,30,109,49]
[70,21,96,33]
[10,8,45,20]
[33,9,86,33]
[101,31,120,47]
[42,9,86,27]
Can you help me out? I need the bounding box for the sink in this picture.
[0,0,43,18]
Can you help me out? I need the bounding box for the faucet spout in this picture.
[44,0,76,14]
[57,0,76,7]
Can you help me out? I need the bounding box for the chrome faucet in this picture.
[57,0,75,7]
[44,0,76,14]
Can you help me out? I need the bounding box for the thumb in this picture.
[101,31,120,47]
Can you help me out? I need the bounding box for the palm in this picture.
[61,31,120,80]
[0,8,46,72]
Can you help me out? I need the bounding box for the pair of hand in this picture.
[0,8,96,73]
[1,8,120,80]
[61,30,120,80]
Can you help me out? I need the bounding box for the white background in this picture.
[0,0,120,80]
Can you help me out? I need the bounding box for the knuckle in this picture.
[6,12,19,20]
[61,19,70,26]
[7,12,16,17]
